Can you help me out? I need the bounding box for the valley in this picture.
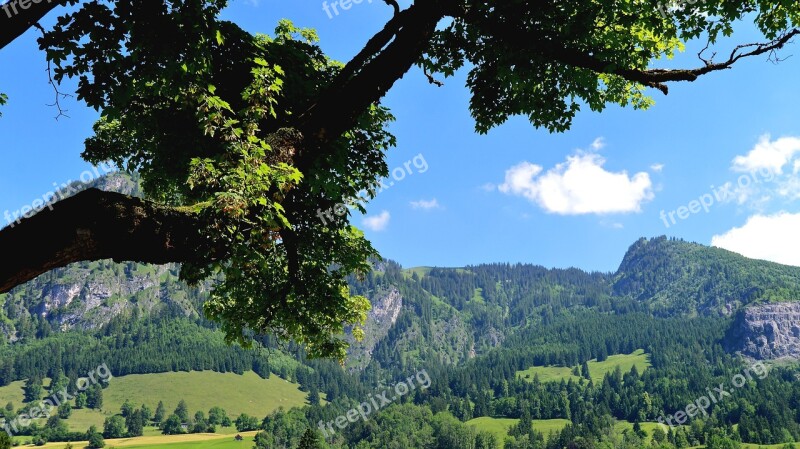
[2,228,800,448]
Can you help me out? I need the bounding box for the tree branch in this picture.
[0,0,70,51]
[297,1,446,156]
[0,188,214,293]
[486,24,800,94]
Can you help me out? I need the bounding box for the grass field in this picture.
[0,371,311,436]
[31,431,259,449]
[589,350,651,383]
[613,421,669,443]
[402,267,433,278]
[517,349,652,384]
[516,365,580,383]
[466,417,571,441]
[468,417,671,444]
[103,370,311,418]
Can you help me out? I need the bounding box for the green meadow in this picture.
[517,349,652,384]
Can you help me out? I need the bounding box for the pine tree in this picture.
[86,384,104,409]
[174,400,189,422]
[23,377,43,403]
[296,428,322,449]
[154,401,166,424]
[308,385,320,406]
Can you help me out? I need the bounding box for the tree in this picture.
[86,385,104,410]
[103,415,127,439]
[0,431,11,449]
[174,400,190,423]
[57,403,72,419]
[652,426,667,444]
[254,431,271,449]
[581,361,591,382]
[308,386,321,407]
[296,428,322,449]
[23,377,43,403]
[207,407,228,426]
[75,392,87,409]
[161,414,184,435]
[87,426,105,449]
[154,401,166,424]
[121,399,134,417]
[140,404,152,422]
[192,411,208,433]
[50,371,69,395]
[2,0,799,360]
[235,413,260,432]
[126,409,145,437]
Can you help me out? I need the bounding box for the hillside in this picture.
[614,236,800,316]
[0,371,310,432]
[5,201,800,447]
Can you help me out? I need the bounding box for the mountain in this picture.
[614,236,800,316]
[7,193,800,447]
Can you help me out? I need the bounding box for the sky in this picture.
[2,1,800,273]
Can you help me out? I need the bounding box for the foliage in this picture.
[87,426,105,449]
[103,415,126,439]
[38,6,390,359]
[296,428,322,449]
[161,414,185,435]
[234,413,259,432]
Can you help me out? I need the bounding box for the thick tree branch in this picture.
[297,1,446,156]
[0,188,213,293]
[0,0,69,51]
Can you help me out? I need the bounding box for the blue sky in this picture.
[2,1,800,273]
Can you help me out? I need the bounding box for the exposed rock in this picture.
[726,302,800,360]
[346,287,404,370]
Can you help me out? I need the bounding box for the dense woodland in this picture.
[2,237,800,448]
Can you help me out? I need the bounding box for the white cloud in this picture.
[410,199,440,210]
[480,183,496,192]
[498,153,654,215]
[650,163,665,172]
[731,135,800,174]
[711,212,800,266]
[591,137,606,151]
[362,211,390,231]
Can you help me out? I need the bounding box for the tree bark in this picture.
[0,188,210,293]
[0,0,68,51]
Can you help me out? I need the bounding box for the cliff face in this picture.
[345,287,404,370]
[727,302,800,360]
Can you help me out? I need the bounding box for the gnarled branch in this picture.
[0,188,214,293]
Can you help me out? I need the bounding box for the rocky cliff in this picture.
[726,302,800,360]
[345,286,403,370]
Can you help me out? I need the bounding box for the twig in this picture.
[33,23,72,120]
